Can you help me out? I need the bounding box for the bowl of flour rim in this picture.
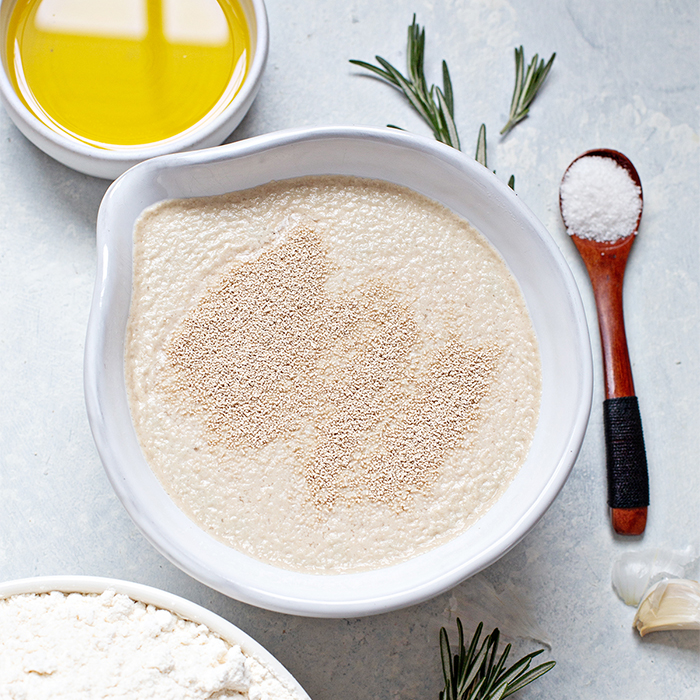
[84,125,593,618]
[0,574,311,698]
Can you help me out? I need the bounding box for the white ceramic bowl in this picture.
[0,574,310,698]
[85,126,593,618]
[0,0,268,180]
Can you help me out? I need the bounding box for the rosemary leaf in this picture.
[501,46,555,135]
[501,660,556,699]
[490,682,509,700]
[436,87,460,149]
[442,61,455,116]
[440,628,454,699]
[475,124,487,167]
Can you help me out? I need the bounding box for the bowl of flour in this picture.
[85,126,593,617]
[0,575,310,699]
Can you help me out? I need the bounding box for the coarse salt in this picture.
[560,155,642,242]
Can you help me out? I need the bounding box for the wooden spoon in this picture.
[560,149,649,536]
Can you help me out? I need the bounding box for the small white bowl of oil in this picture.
[0,0,268,179]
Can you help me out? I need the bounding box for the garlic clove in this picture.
[633,579,700,637]
[611,545,698,607]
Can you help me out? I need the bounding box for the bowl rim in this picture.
[0,574,311,699]
[0,0,269,170]
[85,125,593,618]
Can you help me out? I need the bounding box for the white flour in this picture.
[0,590,302,700]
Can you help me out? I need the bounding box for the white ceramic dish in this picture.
[0,574,311,698]
[0,0,269,180]
[85,126,593,618]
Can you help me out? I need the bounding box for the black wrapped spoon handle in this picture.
[604,396,649,511]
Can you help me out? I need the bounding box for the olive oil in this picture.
[5,0,250,147]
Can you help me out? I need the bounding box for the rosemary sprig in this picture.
[350,15,460,149]
[439,619,555,700]
[351,18,553,191]
[500,47,556,135]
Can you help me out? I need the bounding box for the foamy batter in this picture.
[126,176,541,573]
